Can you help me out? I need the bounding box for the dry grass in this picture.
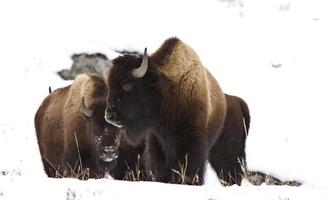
[44,156,95,180]
[43,132,101,180]
[217,169,241,186]
[123,154,150,181]
[171,155,189,184]
[123,154,201,185]
[171,154,201,185]
[73,132,83,174]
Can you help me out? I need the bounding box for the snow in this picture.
[1,0,327,199]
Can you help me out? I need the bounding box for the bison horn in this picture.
[132,48,148,78]
[81,96,93,118]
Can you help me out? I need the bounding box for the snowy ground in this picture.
[1,0,327,199]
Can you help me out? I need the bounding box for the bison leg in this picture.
[146,132,207,185]
[209,137,245,186]
[145,134,172,183]
[109,155,132,180]
[110,144,145,181]
[174,135,207,185]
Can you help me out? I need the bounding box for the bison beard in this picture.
[105,38,227,185]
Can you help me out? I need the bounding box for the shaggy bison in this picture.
[105,37,227,184]
[35,74,145,179]
[35,74,123,178]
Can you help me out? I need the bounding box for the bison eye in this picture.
[122,83,134,92]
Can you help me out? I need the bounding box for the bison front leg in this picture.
[145,134,173,183]
[145,131,207,185]
[209,133,245,186]
[172,135,207,185]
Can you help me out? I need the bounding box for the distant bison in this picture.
[58,53,112,80]
[105,38,227,185]
[35,74,123,178]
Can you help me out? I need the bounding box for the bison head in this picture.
[81,97,121,174]
[104,49,160,145]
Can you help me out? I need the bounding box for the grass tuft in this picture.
[171,154,201,185]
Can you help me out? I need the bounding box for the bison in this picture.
[105,37,227,185]
[36,74,146,179]
[35,74,123,178]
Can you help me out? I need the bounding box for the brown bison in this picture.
[105,37,227,185]
[35,74,123,178]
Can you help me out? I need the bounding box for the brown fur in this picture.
[150,39,227,147]
[106,38,227,184]
[209,94,250,185]
[35,74,118,178]
[36,74,146,179]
